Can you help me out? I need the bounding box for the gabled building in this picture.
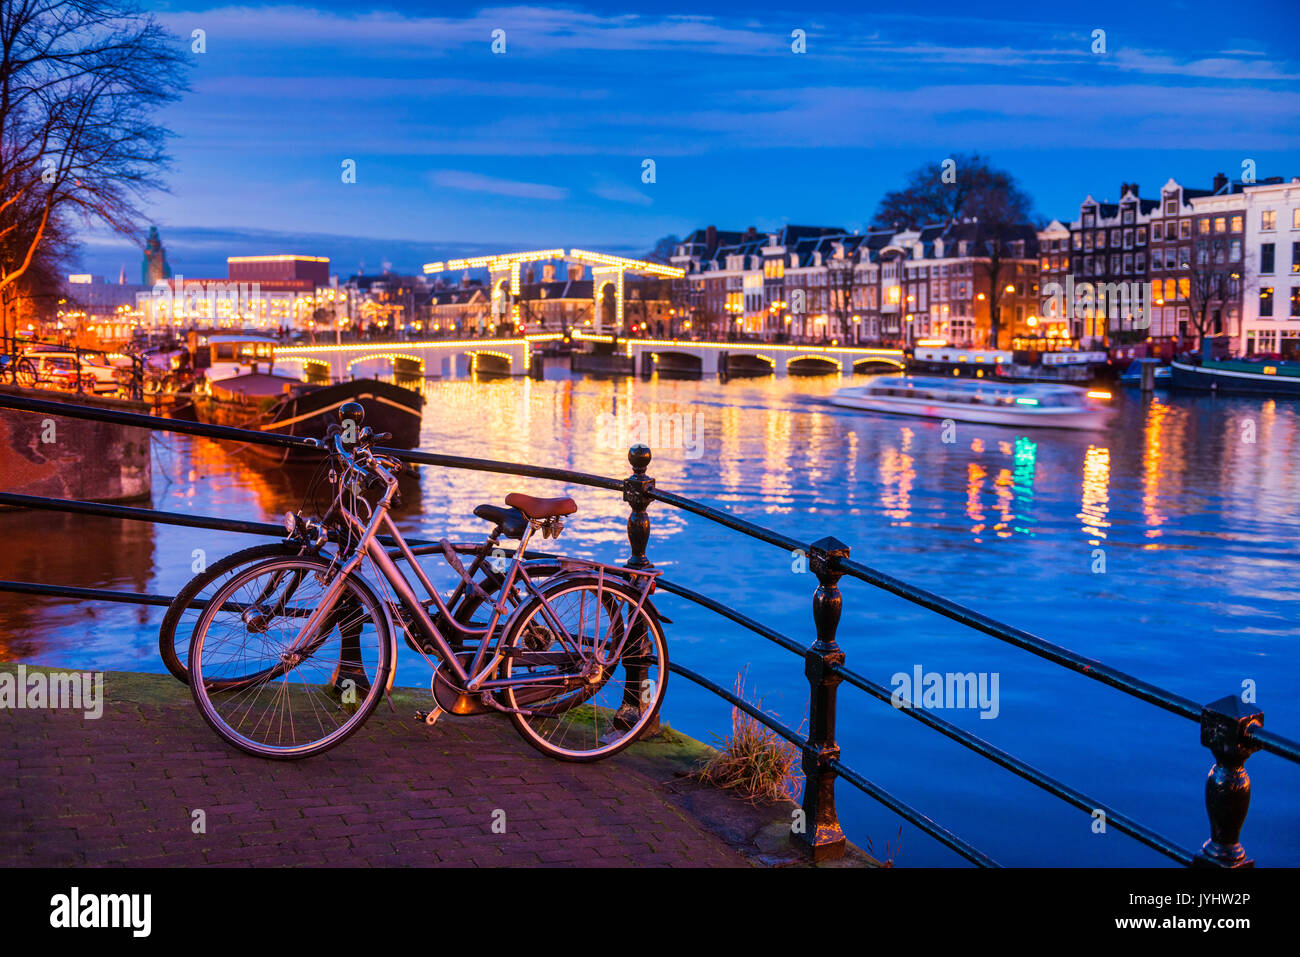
[671,220,1039,348]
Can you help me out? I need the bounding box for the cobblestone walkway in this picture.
[0,672,749,867]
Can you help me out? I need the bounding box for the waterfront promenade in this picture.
[0,668,871,868]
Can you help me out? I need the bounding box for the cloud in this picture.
[590,183,654,206]
[428,170,568,200]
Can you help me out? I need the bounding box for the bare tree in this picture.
[0,0,190,337]
[964,191,1036,351]
[874,155,1036,349]
[823,253,859,343]
[1184,239,1247,350]
[874,152,1025,230]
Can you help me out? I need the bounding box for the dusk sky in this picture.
[76,0,1300,280]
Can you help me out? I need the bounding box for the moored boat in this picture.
[907,345,1109,384]
[1170,358,1300,396]
[1119,359,1172,388]
[829,375,1114,430]
[190,335,424,459]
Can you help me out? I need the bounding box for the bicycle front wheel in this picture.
[188,556,392,759]
[500,576,667,762]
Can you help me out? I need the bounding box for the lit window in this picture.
[1259,287,1274,317]
[1262,210,1277,231]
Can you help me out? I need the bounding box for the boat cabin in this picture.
[194,335,278,383]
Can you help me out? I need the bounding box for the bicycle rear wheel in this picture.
[159,542,314,685]
[188,556,392,759]
[500,576,667,762]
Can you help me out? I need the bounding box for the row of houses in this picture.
[668,223,1041,349]
[668,174,1300,355]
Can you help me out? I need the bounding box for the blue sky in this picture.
[74,0,1300,280]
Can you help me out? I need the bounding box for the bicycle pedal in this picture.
[413,707,444,727]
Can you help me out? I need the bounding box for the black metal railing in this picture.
[1,390,1297,868]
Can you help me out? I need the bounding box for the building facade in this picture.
[1240,178,1300,356]
[672,222,1039,348]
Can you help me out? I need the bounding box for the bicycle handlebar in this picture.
[327,430,400,486]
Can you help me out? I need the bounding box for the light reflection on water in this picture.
[2,360,1299,866]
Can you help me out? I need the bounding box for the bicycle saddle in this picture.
[473,503,527,539]
[504,493,578,520]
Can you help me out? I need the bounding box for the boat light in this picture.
[1014,398,1039,406]
[1086,390,1112,400]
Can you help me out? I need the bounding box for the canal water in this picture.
[3,360,1298,866]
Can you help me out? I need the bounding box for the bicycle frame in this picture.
[287,447,659,706]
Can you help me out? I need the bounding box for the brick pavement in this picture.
[0,670,752,867]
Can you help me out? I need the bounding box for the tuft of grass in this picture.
[865,825,903,868]
[693,670,802,804]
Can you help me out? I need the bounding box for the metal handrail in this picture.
[1,390,1295,866]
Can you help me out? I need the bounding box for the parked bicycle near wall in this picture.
[182,402,669,762]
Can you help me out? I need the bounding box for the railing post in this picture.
[617,443,658,735]
[622,444,654,570]
[794,535,849,861]
[1196,694,1263,868]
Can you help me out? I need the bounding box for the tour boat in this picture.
[1169,358,1300,396]
[192,335,425,459]
[829,375,1114,430]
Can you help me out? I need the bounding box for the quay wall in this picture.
[0,385,152,503]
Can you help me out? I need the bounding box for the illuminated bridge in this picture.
[572,332,905,377]
[275,334,561,381]
[422,248,684,334]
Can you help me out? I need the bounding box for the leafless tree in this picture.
[823,252,860,343]
[0,0,190,337]
[1184,238,1248,349]
[874,152,1026,230]
[874,155,1036,349]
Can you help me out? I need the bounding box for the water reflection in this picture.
[1079,444,1110,544]
[4,362,1300,864]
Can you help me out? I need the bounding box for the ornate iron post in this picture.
[1196,694,1263,868]
[793,535,849,861]
[623,444,654,570]
[616,443,658,735]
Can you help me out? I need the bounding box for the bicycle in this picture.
[158,502,558,685]
[185,403,669,762]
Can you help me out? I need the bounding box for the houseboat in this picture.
[191,335,424,459]
[829,375,1114,430]
[1170,358,1300,396]
[907,345,1110,384]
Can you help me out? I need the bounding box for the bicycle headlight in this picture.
[283,511,300,536]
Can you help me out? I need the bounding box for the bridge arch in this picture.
[345,352,425,372]
[786,354,843,376]
[852,356,906,373]
[301,357,332,384]
[650,350,704,376]
[723,352,778,378]
[468,350,513,377]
